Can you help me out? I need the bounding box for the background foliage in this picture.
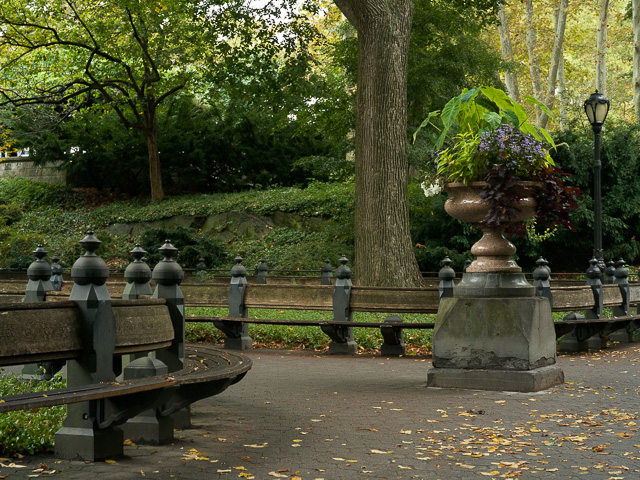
[0,372,66,456]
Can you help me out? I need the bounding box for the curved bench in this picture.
[0,298,251,461]
[0,345,251,415]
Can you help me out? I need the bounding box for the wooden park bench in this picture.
[3,248,640,358]
[185,256,438,355]
[0,235,251,462]
[185,256,640,355]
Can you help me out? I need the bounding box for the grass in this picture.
[185,307,435,355]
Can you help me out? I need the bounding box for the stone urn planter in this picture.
[444,181,540,274]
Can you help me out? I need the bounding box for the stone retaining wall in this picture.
[0,158,66,184]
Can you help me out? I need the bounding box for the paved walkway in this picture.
[1,345,640,480]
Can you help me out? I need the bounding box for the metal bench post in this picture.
[152,240,186,372]
[55,232,123,461]
[604,260,616,284]
[558,258,604,353]
[611,259,632,343]
[121,245,154,368]
[585,258,604,320]
[533,257,553,309]
[214,256,252,349]
[121,246,174,442]
[256,259,268,284]
[321,258,333,285]
[122,244,153,300]
[323,255,357,354]
[121,357,174,445]
[50,254,63,291]
[438,256,455,301]
[585,257,607,349]
[151,240,190,429]
[24,244,54,302]
[22,245,60,379]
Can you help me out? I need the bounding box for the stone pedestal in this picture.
[427,273,564,393]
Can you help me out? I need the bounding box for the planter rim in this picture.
[445,180,543,189]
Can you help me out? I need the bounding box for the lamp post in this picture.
[583,90,610,272]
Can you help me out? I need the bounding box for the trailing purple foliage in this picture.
[481,164,581,235]
[475,125,580,233]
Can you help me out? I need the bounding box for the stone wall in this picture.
[0,158,66,184]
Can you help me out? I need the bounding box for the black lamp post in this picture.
[583,90,610,272]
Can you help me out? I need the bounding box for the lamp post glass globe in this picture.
[584,90,610,132]
[583,90,609,274]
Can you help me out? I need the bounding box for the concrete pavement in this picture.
[1,344,639,479]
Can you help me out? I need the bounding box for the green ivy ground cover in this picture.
[0,371,66,456]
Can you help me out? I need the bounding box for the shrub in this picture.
[0,203,22,226]
[139,226,228,269]
[0,178,77,210]
[0,371,66,456]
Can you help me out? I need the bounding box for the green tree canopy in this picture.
[0,0,318,199]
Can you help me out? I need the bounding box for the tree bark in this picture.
[497,3,520,101]
[144,101,164,202]
[333,0,423,287]
[539,0,569,130]
[596,0,610,95]
[558,54,569,130]
[633,0,640,121]
[524,0,544,125]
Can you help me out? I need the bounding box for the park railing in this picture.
[1,246,638,355]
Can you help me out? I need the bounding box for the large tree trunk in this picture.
[144,102,165,202]
[635,0,640,122]
[596,0,610,95]
[333,0,422,287]
[497,3,520,101]
[539,0,569,129]
[524,0,544,125]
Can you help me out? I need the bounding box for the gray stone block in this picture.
[426,365,565,392]
[432,296,557,371]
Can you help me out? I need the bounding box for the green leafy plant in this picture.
[416,87,580,235]
[0,371,66,456]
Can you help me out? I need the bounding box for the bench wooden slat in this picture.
[1,299,174,366]
[0,378,176,412]
[243,284,333,310]
[0,346,251,413]
[548,286,596,311]
[192,316,435,329]
[351,286,439,313]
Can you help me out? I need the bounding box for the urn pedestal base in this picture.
[455,272,535,297]
[427,365,564,392]
[428,279,564,393]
